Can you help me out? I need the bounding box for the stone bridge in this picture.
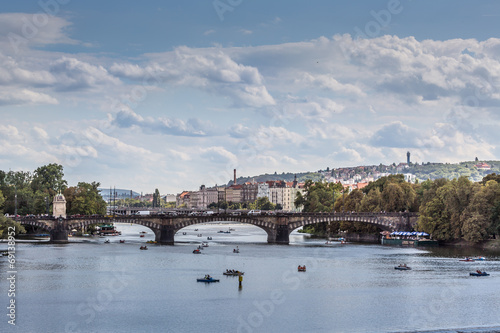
[19,212,418,244]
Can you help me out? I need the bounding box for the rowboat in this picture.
[394,264,411,270]
[197,276,219,283]
[470,271,489,277]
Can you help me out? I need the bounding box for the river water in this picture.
[1,223,500,333]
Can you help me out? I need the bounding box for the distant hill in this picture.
[98,188,140,201]
[403,160,500,182]
[231,160,500,186]
[229,171,324,186]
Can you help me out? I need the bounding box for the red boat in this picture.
[298,265,306,272]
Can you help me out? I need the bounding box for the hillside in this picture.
[229,171,324,185]
[231,160,500,186]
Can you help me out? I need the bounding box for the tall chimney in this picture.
[234,169,237,185]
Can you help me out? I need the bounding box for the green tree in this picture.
[0,189,4,213]
[255,197,275,210]
[0,215,26,238]
[65,182,107,215]
[31,163,67,196]
[152,189,161,208]
[358,188,381,212]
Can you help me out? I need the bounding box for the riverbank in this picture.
[442,239,500,250]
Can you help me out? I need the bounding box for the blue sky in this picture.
[1,0,500,194]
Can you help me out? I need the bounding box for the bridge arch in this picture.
[17,212,418,244]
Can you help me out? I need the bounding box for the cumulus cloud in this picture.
[125,46,276,108]
[50,57,121,91]
[370,121,422,148]
[200,146,237,164]
[0,88,58,106]
[0,13,78,53]
[110,108,216,137]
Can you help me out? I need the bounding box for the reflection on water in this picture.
[1,223,499,333]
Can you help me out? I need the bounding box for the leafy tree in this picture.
[0,190,4,213]
[152,189,161,208]
[31,163,67,195]
[255,197,275,210]
[0,215,26,238]
[358,188,381,212]
[65,182,106,215]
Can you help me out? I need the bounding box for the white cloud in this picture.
[0,88,58,106]
[200,146,237,164]
[0,13,78,53]
[110,108,216,137]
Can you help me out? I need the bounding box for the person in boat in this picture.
[477,270,482,274]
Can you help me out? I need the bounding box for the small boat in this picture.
[146,240,157,244]
[470,270,489,277]
[394,264,411,270]
[197,234,203,237]
[202,242,209,247]
[193,249,201,254]
[139,246,148,250]
[207,237,212,240]
[197,276,219,283]
[104,239,110,243]
[194,229,198,231]
[140,231,147,234]
[459,257,475,262]
[233,247,239,253]
[223,270,244,276]
[119,240,125,243]
[472,256,486,261]
[182,232,187,235]
[218,230,230,234]
[140,234,145,238]
[298,265,306,272]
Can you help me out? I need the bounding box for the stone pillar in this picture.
[274,225,290,244]
[156,225,175,245]
[50,218,69,243]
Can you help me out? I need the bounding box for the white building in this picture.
[257,182,269,198]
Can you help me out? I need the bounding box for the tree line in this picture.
[295,174,500,243]
[0,164,106,217]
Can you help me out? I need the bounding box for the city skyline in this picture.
[2,1,500,194]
